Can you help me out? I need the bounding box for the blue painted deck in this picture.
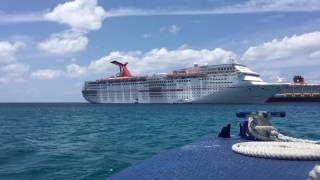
[109,136,319,180]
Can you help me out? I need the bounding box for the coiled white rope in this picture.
[232,142,320,160]
[309,165,320,180]
[232,113,320,160]
[271,130,320,144]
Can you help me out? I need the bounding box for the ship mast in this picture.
[228,55,238,64]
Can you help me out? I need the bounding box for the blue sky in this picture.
[0,0,320,102]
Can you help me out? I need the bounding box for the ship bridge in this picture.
[234,65,259,76]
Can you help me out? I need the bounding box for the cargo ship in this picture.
[267,76,320,102]
[82,60,282,104]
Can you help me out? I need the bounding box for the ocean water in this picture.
[1,103,320,180]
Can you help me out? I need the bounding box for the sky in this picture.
[0,0,320,102]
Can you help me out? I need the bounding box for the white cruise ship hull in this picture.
[193,85,281,104]
[83,84,281,104]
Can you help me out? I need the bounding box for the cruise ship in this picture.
[268,76,320,102]
[82,60,283,104]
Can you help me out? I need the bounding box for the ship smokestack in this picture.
[111,61,132,78]
[293,75,304,84]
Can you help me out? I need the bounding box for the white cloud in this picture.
[309,50,320,58]
[304,71,320,83]
[105,0,320,17]
[0,41,29,84]
[143,33,152,39]
[87,42,318,83]
[1,63,30,77]
[38,0,106,55]
[0,63,30,83]
[0,12,45,24]
[169,25,180,34]
[259,70,288,83]
[242,31,320,66]
[1,0,320,25]
[30,69,63,80]
[89,47,235,75]
[0,77,24,83]
[30,64,88,81]
[239,31,320,82]
[160,25,181,34]
[66,63,87,78]
[44,0,106,32]
[38,31,88,55]
[0,41,25,64]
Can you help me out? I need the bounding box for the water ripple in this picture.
[0,103,319,179]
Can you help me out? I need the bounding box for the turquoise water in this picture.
[1,103,320,180]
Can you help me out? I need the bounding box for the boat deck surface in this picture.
[109,136,319,180]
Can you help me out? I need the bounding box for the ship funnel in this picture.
[293,75,304,84]
[111,61,132,78]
